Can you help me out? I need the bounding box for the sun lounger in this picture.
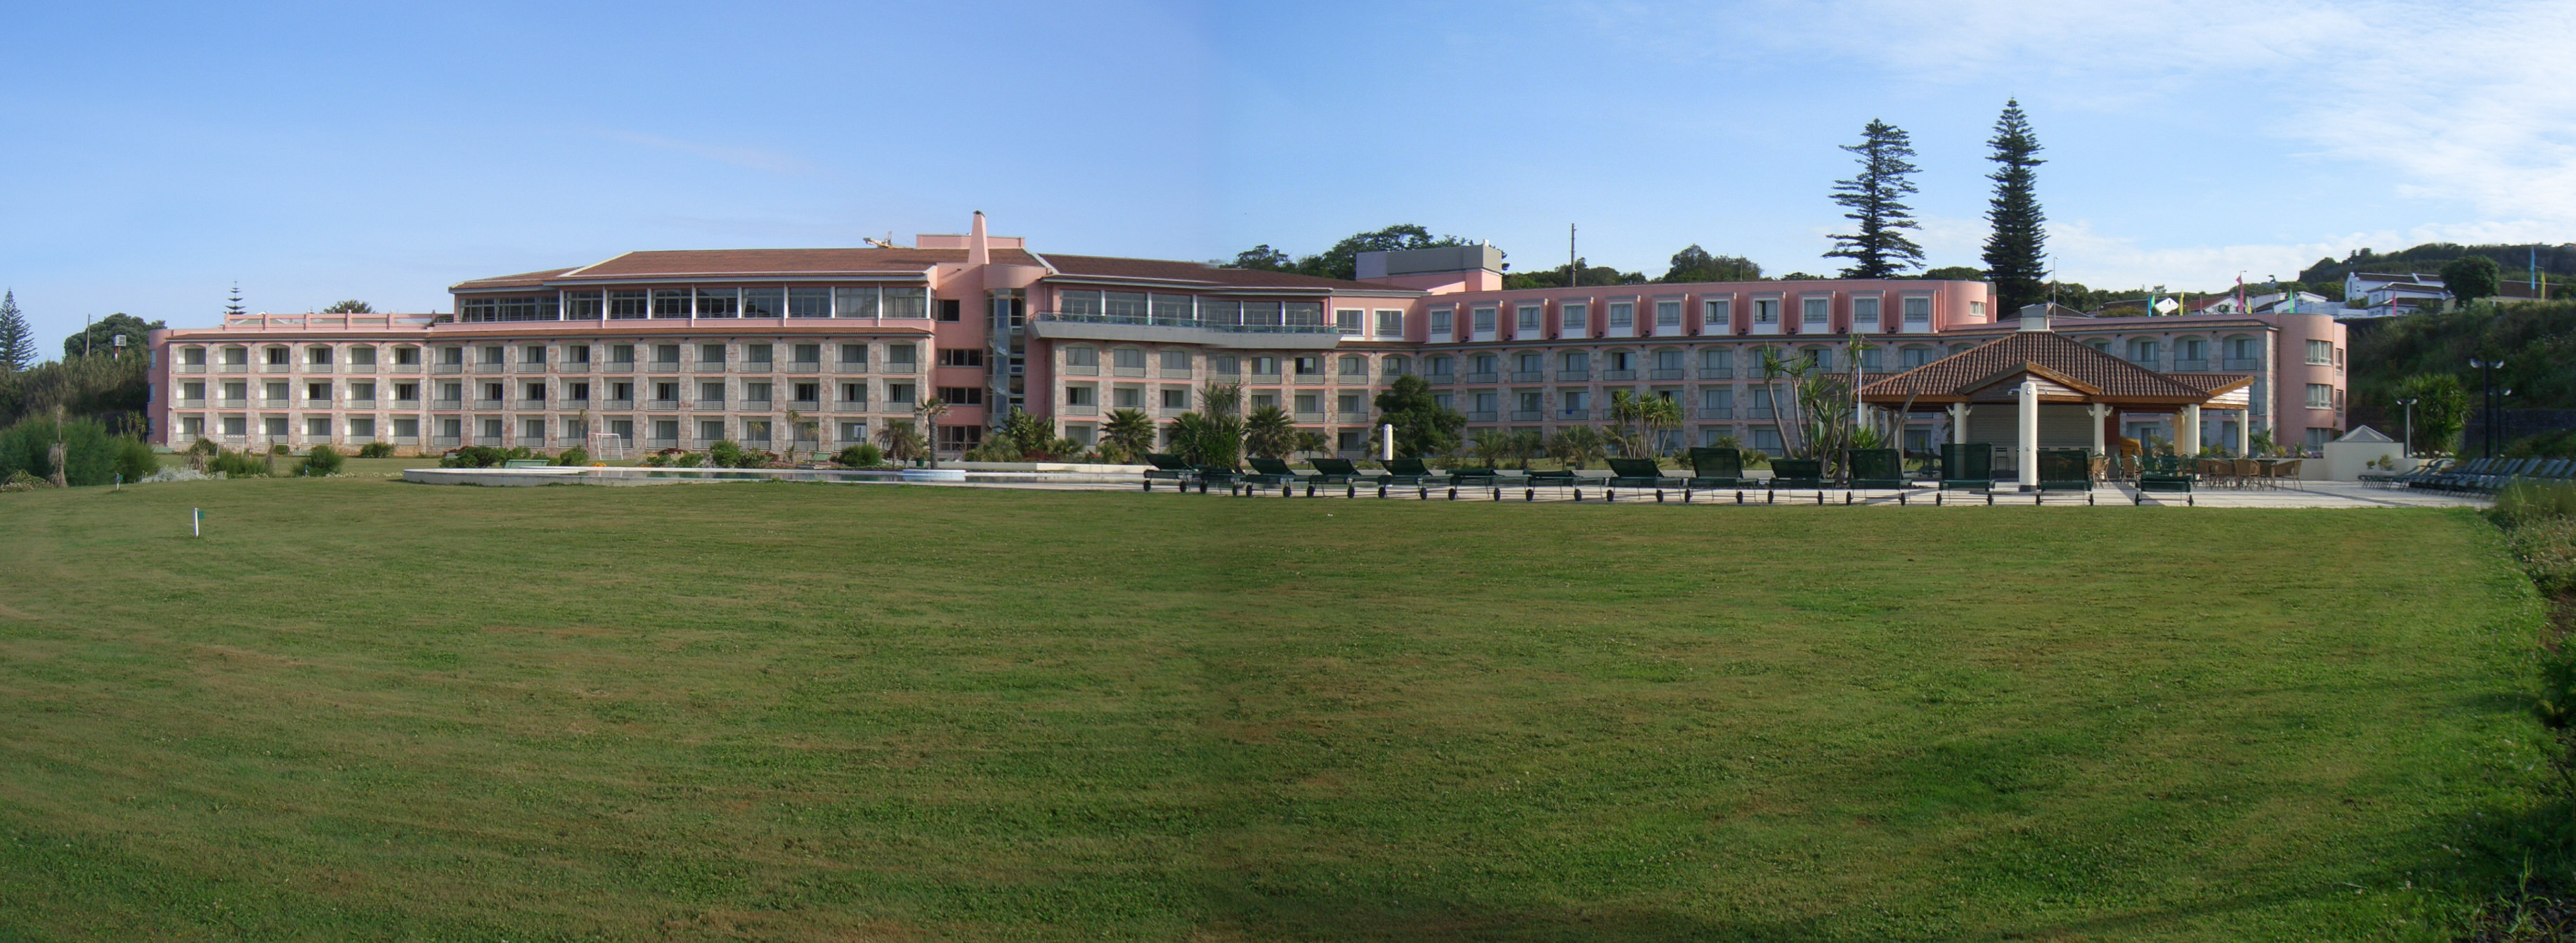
[1934,443,1995,505]
[1844,448,1913,504]
[2036,448,2095,505]
[1604,457,1684,501]
[1142,453,1197,491]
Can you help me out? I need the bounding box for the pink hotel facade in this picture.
[145,214,2350,458]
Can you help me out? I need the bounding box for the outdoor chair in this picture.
[1443,467,1502,500]
[1142,453,1197,491]
[2232,458,2261,489]
[2264,458,2304,490]
[1308,457,1384,497]
[2037,448,2096,505]
[2418,457,2491,491]
[2368,457,2447,488]
[1242,457,1313,495]
[1934,443,1996,505]
[1379,457,1448,497]
[2135,463,2195,505]
[1190,464,1239,494]
[1521,468,1577,501]
[1844,448,1911,504]
[1767,458,1825,504]
[1604,457,1684,502]
[1684,447,1752,502]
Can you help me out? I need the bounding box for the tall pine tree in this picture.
[0,290,33,372]
[1979,100,2048,316]
[1824,119,1925,278]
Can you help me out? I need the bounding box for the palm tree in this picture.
[1100,408,1156,462]
[876,420,927,464]
[1508,429,1544,469]
[1190,382,1246,469]
[1471,428,1513,468]
[913,397,949,467]
[1244,405,1296,459]
[1637,394,1683,460]
[1547,426,1607,469]
[1292,430,1329,459]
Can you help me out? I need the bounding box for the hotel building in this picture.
[145,214,2350,458]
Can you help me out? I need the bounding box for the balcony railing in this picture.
[1510,410,1544,422]
[603,399,635,410]
[1466,410,1499,422]
[696,400,727,411]
[1700,367,1734,379]
[788,400,821,412]
[2222,358,2262,370]
[304,363,333,374]
[835,361,869,373]
[2173,358,2210,372]
[1558,369,1592,382]
[431,398,462,410]
[1426,373,1455,386]
[1510,370,1546,383]
[1035,312,1342,335]
[217,398,247,408]
[393,398,421,409]
[790,360,822,373]
[835,401,869,412]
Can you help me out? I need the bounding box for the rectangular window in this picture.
[1607,301,1634,329]
[885,344,916,367]
[1284,301,1323,327]
[1294,393,1320,415]
[1339,356,1366,377]
[1150,294,1192,324]
[393,346,419,365]
[1853,297,1880,324]
[653,344,681,364]
[1064,385,1094,406]
[939,349,984,368]
[1471,306,1497,334]
[791,343,820,365]
[936,386,984,405]
[1429,308,1453,336]
[1114,387,1142,409]
[1064,346,1098,368]
[788,287,832,318]
[609,290,649,318]
[1801,297,1830,325]
[835,287,879,318]
[1376,309,1404,337]
[887,383,916,404]
[1161,388,1188,409]
[1516,304,1542,334]
[1294,356,1321,376]
[840,382,868,403]
[1901,297,1932,323]
[1060,290,1102,316]
[840,344,869,365]
[566,291,604,319]
[1561,303,1588,334]
[1655,300,1681,328]
[746,343,773,365]
[883,287,928,319]
[652,289,691,318]
[1160,349,1190,372]
[2307,339,2334,365]
[521,344,547,364]
[1753,299,1778,324]
[1704,298,1731,332]
[937,299,961,322]
[1199,299,1241,326]
[695,287,739,318]
[1102,292,1147,320]
[2306,383,2334,409]
[699,344,726,365]
[1700,387,1733,415]
[1114,348,1146,370]
[1337,308,1364,334]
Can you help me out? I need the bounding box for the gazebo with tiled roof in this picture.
[1857,316,2254,489]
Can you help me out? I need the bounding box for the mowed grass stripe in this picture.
[0,477,2546,941]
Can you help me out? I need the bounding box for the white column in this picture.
[1950,403,1970,445]
[2236,408,2251,456]
[2088,403,2109,455]
[2017,379,2040,490]
[2180,403,2202,456]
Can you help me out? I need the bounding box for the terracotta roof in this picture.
[2164,372,2256,395]
[1042,254,1410,292]
[1859,329,2223,403]
[450,268,575,290]
[559,247,1041,278]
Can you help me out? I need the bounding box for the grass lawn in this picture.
[0,479,2549,940]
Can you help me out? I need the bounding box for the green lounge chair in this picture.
[1767,458,1823,504]
[1521,468,1577,501]
[2136,455,2194,505]
[1605,457,1684,502]
[1142,453,1197,491]
[1844,448,1911,504]
[1242,457,1312,495]
[1443,467,1502,500]
[1308,457,1384,497]
[2036,448,2095,505]
[1686,447,1749,488]
[1380,457,1448,497]
[1934,443,1994,505]
[1191,465,1238,493]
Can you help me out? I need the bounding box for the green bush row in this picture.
[0,417,154,486]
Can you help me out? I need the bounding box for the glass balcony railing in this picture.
[1035,312,1342,335]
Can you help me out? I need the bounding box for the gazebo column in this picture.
[2236,408,2251,456]
[2088,402,2109,455]
[2017,379,2039,491]
[2180,403,2202,457]
[1949,403,1970,445]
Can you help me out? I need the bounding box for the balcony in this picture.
[1557,369,1592,382]
[176,398,206,408]
[514,362,548,374]
[646,437,679,450]
[1293,411,1325,423]
[219,363,249,374]
[600,360,635,373]
[1248,372,1283,384]
[743,361,777,374]
[604,399,635,411]
[472,398,504,410]
[1559,409,1595,421]
[261,398,292,408]
[1334,412,1368,424]
[790,360,822,373]
[345,363,378,375]
[647,398,682,410]
[1463,372,1499,384]
[349,398,377,408]
[1062,403,1098,417]
[835,361,870,373]
[696,399,727,411]
[473,363,505,374]
[178,363,207,374]
[1650,368,1686,381]
[433,363,463,375]
[1699,367,1734,379]
[1602,369,1638,382]
[1748,408,1777,420]
[393,398,421,409]
[835,401,869,413]
[1426,372,1455,386]
[2173,358,2210,372]
[432,436,461,448]
[304,363,333,374]
[1510,370,1546,383]
[1700,407,1734,420]
[1466,410,1499,423]
[743,398,774,410]
[882,362,918,374]
[431,398,462,410]
[1028,312,1344,350]
[558,361,593,375]
[1510,410,1544,422]
[2222,358,2262,371]
[788,399,821,412]
[649,361,681,372]
[509,398,546,410]
[262,363,292,374]
[217,398,247,408]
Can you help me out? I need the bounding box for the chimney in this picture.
[967,211,989,266]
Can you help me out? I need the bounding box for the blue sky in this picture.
[4,0,2569,356]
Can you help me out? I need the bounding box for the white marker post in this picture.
[1381,424,1394,461]
[192,507,201,538]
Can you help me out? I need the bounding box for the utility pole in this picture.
[2471,358,2503,458]
[1568,223,1578,289]
[2396,397,2418,457]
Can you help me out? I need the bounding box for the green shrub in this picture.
[269,443,290,456]
[708,439,743,468]
[2491,481,2576,529]
[440,446,510,469]
[0,416,124,486]
[186,437,220,457]
[356,441,395,458]
[2506,516,2576,598]
[207,449,268,477]
[552,447,590,467]
[295,444,346,476]
[115,438,156,483]
[835,443,883,468]
[672,451,705,468]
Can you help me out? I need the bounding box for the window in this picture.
[1065,346,1098,368]
[1471,306,1497,334]
[1751,426,1783,455]
[1655,349,1684,373]
[394,346,420,365]
[1808,348,1833,372]
[1655,300,1681,330]
[883,287,928,319]
[306,382,332,403]
[1151,294,1192,324]
[2228,337,2258,360]
[788,287,831,318]
[652,289,691,318]
[609,290,649,319]
[1382,355,1410,376]
[737,288,783,318]
[1161,388,1189,409]
[939,349,984,368]
[1704,298,1732,332]
[1607,301,1634,330]
[1753,299,1779,324]
[1294,393,1320,415]
[1114,386,1142,409]
[1429,308,1453,336]
[479,346,505,365]
[698,381,725,403]
[267,346,291,365]
[937,299,962,322]
[1160,349,1191,372]
[840,382,868,403]
[1562,351,1588,372]
[522,344,547,364]
[307,345,333,365]
[1251,356,1278,376]
[1113,348,1146,370]
[1426,355,1453,377]
[2306,384,2334,410]
[1860,347,1881,370]
[1339,356,1366,377]
[1284,301,1322,327]
[1561,303,1588,334]
[1853,297,1880,325]
[566,344,591,364]
[2178,337,2206,361]
[1064,385,1095,406]
[936,386,984,405]
[839,421,867,442]
[699,344,726,365]
[792,343,820,365]
[566,291,604,319]
[567,382,590,402]
[1701,348,1731,372]
[1561,390,1589,417]
[840,343,869,365]
[887,382,916,405]
[1901,346,1934,369]
[1337,308,1364,334]
[2307,339,2334,365]
[1062,291,1102,317]
[835,287,878,318]
[1294,356,1321,376]
[1801,297,1830,326]
[698,420,724,442]
[695,287,739,318]
[885,344,917,367]
[1700,387,1733,416]
[655,344,681,364]
[1376,309,1404,337]
[1336,393,1362,415]
[306,417,330,438]
[1210,355,1240,375]
[1970,301,1987,318]
[1901,297,1931,323]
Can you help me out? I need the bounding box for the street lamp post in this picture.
[2395,397,2418,457]
[2470,359,2502,458]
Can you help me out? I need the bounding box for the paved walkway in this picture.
[950,479,2489,509]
